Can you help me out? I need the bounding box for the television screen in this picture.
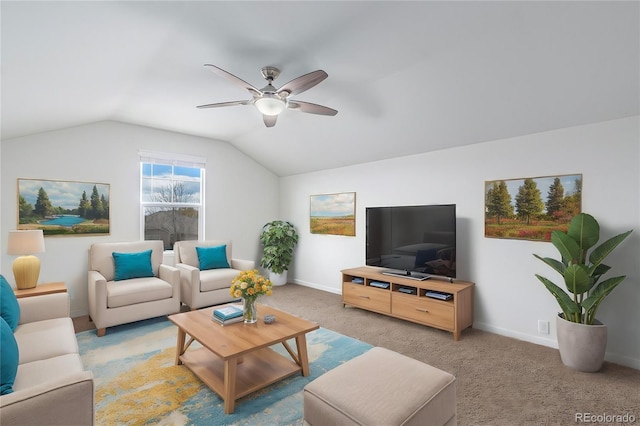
[366,204,456,279]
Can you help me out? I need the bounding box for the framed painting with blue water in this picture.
[17,178,110,236]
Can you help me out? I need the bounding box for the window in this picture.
[140,151,205,250]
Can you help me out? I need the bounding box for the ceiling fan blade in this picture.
[277,70,328,97]
[263,115,277,128]
[204,64,262,95]
[288,101,338,116]
[196,100,251,109]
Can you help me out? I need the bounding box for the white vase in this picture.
[556,314,607,373]
[269,270,288,286]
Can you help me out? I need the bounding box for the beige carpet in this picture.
[75,283,640,425]
[263,284,640,426]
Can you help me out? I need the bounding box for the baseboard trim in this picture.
[291,279,341,295]
[474,321,559,348]
[470,321,640,370]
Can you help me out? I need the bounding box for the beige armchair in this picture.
[88,240,180,336]
[174,240,255,310]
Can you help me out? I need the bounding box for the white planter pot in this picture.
[269,270,288,286]
[556,314,607,373]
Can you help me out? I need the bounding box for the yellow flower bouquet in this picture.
[230,270,273,323]
[230,269,273,300]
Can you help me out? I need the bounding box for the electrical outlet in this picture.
[538,320,550,334]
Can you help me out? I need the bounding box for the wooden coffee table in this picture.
[168,303,319,414]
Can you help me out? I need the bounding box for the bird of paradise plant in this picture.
[533,213,632,324]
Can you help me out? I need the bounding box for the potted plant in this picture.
[260,220,299,286]
[533,212,632,372]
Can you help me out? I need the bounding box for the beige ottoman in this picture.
[303,347,456,426]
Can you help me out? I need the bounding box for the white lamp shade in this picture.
[255,95,286,116]
[7,230,46,255]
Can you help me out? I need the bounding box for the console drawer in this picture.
[392,293,454,330]
[343,283,391,313]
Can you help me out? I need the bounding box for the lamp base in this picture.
[13,255,41,290]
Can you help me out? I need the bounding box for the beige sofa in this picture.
[0,292,94,425]
[88,240,181,336]
[174,240,255,310]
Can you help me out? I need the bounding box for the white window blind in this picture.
[139,150,206,169]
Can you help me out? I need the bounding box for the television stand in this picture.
[382,270,431,281]
[342,266,474,340]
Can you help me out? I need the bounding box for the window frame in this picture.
[139,151,206,249]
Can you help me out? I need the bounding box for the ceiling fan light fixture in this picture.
[255,94,285,116]
[199,64,336,126]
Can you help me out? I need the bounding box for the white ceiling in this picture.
[2,1,638,176]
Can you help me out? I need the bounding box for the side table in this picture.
[13,282,67,298]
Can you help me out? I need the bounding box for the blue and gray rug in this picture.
[77,317,372,425]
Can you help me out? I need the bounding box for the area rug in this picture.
[77,317,373,425]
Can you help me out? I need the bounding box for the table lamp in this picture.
[7,230,46,289]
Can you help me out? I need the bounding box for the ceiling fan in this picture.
[197,64,338,127]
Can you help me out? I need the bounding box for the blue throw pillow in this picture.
[112,250,154,281]
[0,275,20,331]
[196,245,230,270]
[0,316,19,395]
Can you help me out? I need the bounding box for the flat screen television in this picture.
[366,204,456,280]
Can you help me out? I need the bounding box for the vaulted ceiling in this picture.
[2,1,638,176]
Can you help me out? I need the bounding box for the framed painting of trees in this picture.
[484,174,582,241]
[17,178,110,236]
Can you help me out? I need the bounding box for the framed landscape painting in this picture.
[484,173,582,241]
[17,178,110,236]
[310,192,356,236]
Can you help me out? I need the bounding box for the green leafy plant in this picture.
[534,213,632,324]
[260,220,299,275]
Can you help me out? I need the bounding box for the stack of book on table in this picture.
[212,304,244,325]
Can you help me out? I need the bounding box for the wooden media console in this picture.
[341,266,474,340]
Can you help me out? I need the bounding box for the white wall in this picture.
[0,121,279,317]
[281,116,640,369]
[2,117,637,369]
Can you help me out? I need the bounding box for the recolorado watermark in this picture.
[575,412,636,424]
